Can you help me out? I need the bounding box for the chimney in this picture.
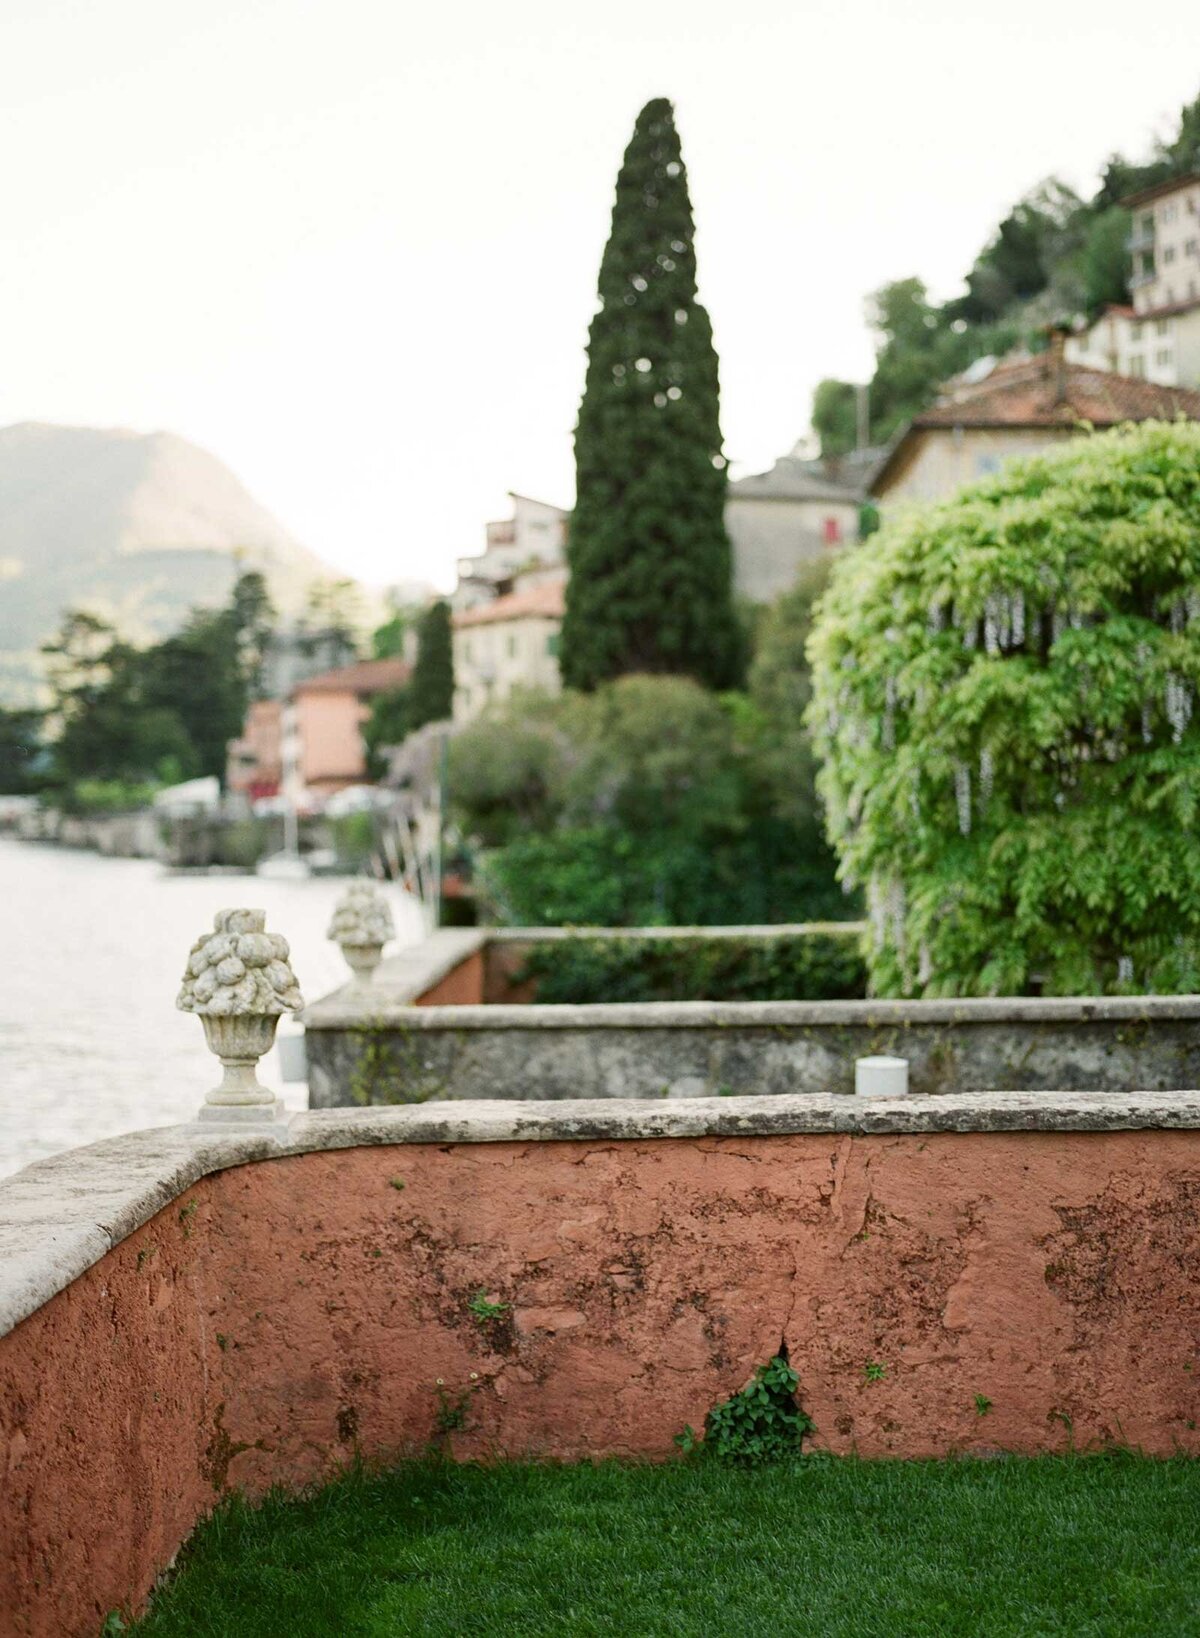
[1044,323,1071,406]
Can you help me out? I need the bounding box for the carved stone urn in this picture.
[177,908,304,1121]
[327,881,396,985]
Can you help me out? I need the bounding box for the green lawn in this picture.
[127,1454,1200,1637]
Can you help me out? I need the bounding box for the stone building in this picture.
[1067,173,1200,389]
[452,494,568,612]
[871,335,1200,506]
[451,577,565,723]
[725,448,863,602]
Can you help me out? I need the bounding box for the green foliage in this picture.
[451,670,850,927]
[363,687,410,778]
[518,931,866,1004]
[408,601,454,730]
[467,1291,510,1323]
[63,778,163,815]
[42,573,274,791]
[864,1361,887,1383]
[811,379,860,460]
[563,98,741,692]
[809,421,1200,998]
[698,1356,812,1465]
[0,705,48,793]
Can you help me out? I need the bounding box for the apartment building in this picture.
[451,577,565,723]
[1068,174,1200,388]
[452,494,568,611]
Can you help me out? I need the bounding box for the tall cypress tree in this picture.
[408,599,454,727]
[561,98,741,691]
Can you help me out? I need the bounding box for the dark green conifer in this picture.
[561,98,740,691]
[408,599,454,728]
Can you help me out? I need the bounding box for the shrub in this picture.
[453,675,849,926]
[809,421,1200,996]
[518,931,866,1004]
[687,1355,813,1465]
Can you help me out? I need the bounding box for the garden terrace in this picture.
[302,926,1200,1105]
[4,1091,1200,1634]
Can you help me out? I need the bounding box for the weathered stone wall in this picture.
[3,1095,1200,1636]
[305,993,1200,1106]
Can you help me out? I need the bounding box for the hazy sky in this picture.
[2,1,1198,592]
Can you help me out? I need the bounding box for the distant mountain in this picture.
[0,423,339,704]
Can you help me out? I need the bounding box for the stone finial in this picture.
[327,881,396,984]
[177,909,304,1120]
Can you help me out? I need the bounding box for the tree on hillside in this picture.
[561,98,741,692]
[809,421,1200,999]
[0,707,47,794]
[811,380,859,460]
[407,600,454,728]
[41,573,275,788]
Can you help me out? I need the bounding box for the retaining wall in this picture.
[3,1093,1200,1635]
[303,930,1200,1103]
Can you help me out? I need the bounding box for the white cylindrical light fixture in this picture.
[855,1055,909,1098]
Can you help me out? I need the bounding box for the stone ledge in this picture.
[302,926,486,1015]
[302,990,1200,1030]
[2,1091,1199,1339]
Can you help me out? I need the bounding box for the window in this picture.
[546,633,561,658]
[822,516,842,546]
[1156,348,1173,366]
[1142,213,1155,235]
[975,454,1001,476]
[1163,203,1179,225]
[1164,245,1177,264]
[1156,319,1172,335]
[1187,239,1198,256]
[507,634,516,659]
[1128,355,1146,377]
[1130,322,1143,340]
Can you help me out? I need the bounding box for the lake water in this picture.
[0,839,426,1178]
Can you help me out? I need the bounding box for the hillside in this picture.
[0,423,336,704]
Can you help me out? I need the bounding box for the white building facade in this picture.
[1068,174,1200,388]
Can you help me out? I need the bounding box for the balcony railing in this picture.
[1127,229,1156,253]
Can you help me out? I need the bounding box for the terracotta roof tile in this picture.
[292,658,411,696]
[453,580,566,628]
[914,357,1200,429]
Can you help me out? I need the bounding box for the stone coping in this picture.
[3,1090,1200,1341]
[303,986,1200,1031]
[485,921,864,942]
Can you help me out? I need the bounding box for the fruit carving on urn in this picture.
[177,908,304,1113]
[328,880,396,983]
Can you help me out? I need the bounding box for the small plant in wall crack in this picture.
[468,1290,510,1325]
[678,1352,813,1465]
[434,1374,480,1435]
[975,1394,993,1418]
[864,1360,887,1383]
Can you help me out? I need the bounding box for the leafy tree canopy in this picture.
[808,421,1200,998]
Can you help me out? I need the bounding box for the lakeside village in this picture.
[12,88,1200,1638]
[9,158,1200,935]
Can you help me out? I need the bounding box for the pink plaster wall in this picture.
[4,1129,1200,1635]
[413,949,485,1006]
